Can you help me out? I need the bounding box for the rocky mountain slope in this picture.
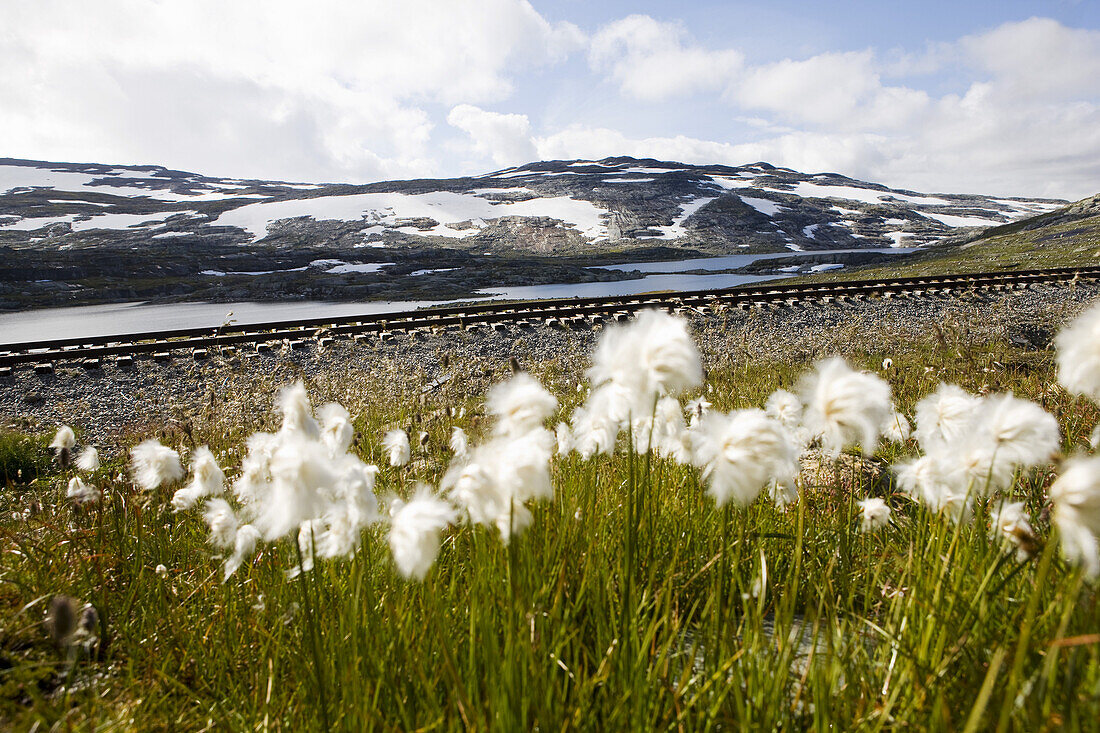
[785,193,1100,283]
[0,156,1069,310]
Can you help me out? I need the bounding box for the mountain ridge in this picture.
[1,155,1066,253]
[0,155,1080,312]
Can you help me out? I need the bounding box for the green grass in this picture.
[0,429,51,490]
[794,209,1100,284]
[2,333,1099,730]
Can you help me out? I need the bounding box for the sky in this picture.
[1,1,1098,199]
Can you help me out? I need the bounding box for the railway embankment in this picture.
[2,278,1097,446]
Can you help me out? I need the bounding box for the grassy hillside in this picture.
[2,316,1099,729]
[801,193,1100,282]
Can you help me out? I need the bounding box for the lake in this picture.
[0,247,914,344]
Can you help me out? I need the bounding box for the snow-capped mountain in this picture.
[0,156,1065,254]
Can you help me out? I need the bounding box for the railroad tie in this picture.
[492,322,507,333]
[193,348,209,361]
[154,351,172,362]
[256,342,272,352]
[0,366,11,378]
[81,359,100,370]
[115,355,134,368]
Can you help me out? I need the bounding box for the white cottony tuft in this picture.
[587,309,703,406]
[685,396,712,427]
[66,476,100,505]
[913,383,984,452]
[75,446,100,472]
[388,487,457,581]
[204,498,239,549]
[278,382,321,440]
[486,372,558,437]
[554,422,573,456]
[764,389,802,432]
[383,429,411,467]
[692,408,798,507]
[50,425,75,452]
[989,501,1038,562]
[881,408,911,443]
[317,403,355,456]
[976,393,1060,471]
[893,455,972,523]
[450,427,469,458]
[1049,455,1100,578]
[1055,302,1100,403]
[935,392,1059,498]
[224,525,261,581]
[129,439,184,492]
[858,497,891,531]
[172,446,226,511]
[443,372,557,542]
[798,357,892,457]
[260,434,340,541]
[572,309,702,456]
[903,382,1059,507]
[208,384,383,579]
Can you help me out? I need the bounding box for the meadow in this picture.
[2,305,1100,731]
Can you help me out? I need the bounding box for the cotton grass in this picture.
[1055,301,1100,403]
[692,409,798,507]
[388,487,457,580]
[75,446,100,472]
[571,309,702,457]
[1049,455,1100,578]
[382,429,411,467]
[66,476,99,505]
[130,440,184,492]
[798,357,892,457]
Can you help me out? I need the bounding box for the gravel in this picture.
[3,281,1098,451]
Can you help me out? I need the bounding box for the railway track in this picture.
[3,266,1098,373]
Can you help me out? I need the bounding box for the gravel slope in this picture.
[2,281,1096,453]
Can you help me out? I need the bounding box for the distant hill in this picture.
[0,156,1065,254]
[0,156,1074,311]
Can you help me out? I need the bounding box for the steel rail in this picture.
[2,266,1098,370]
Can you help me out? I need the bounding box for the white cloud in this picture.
[447,105,537,167]
[577,15,1099,199]
[731,51,932,130]
[588,15,742,100]
[0,0,583,181]
[1,5,1096,201]
[962,17,1100,101]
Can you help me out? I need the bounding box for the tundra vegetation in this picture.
[2,305,1100,731]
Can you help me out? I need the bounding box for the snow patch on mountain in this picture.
[212,190,609,241]
[739,196,787,217]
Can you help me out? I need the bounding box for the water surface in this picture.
[0,247,916,344]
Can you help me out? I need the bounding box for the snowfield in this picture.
[0,157,1071,250]
[212,190,610,241]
